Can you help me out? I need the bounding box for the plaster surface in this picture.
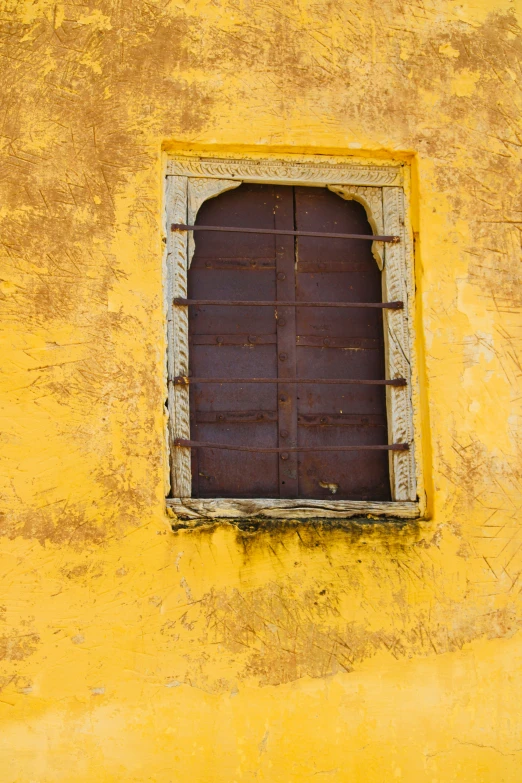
[1,0,522,780]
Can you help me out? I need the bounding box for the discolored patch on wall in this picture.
[160,577,522,689]
[160,523,521,690]
[11,508,109,548]
[0,632,40,662]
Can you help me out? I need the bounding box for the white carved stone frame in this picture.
[164,156,422,521]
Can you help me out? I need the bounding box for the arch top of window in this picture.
[184,177,390,270]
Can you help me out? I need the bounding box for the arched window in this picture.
[166,156,420,521]
[187,184,390,500]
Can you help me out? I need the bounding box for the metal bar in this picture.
[171,223,400,243]
[174,439,409,453]
[173,376,406,386]
[174,298,403,310]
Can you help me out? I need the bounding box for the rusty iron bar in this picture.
[171,223,400,243]
[174,438,409,453]
[174,297,403,310]
[173,376,406,386]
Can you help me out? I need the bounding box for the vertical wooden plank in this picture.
[295,186,390,501]
[166,175,192,498]
[382,186,416,501]
[187,183,280,498]
[275,186,298,497]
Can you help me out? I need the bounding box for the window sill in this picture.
[166,497,420,522]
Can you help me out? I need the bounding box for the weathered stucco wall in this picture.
[1,0,522,780]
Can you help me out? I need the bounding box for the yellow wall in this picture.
[2,0,522,780]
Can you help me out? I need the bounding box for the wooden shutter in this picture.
[187,183,391,500]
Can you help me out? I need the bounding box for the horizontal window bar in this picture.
[171,223,400,243]
[174,439,409,453]
[174,298,403,310]
[173,376,406,386]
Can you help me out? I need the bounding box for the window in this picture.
[165,157,422,521]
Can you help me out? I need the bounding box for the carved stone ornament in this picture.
[164,156,421,519]
[167,156,403,187]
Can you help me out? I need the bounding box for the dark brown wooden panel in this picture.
[294,186,390,500]
[195,423,279,497]
[189,184,280,497]
[192,381,277,414]
[192,184,282,260]
[186,183,391,500]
